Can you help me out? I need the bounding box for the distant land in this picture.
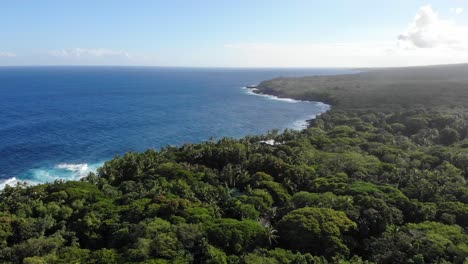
[255,63,468,110]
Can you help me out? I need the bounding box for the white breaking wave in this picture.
[0,162,103,190]
[241,86,331,131]
[242,87,333,108]
[242,87,302,103]
[0,177,20,190]
[28,162,102,182]
[56,163,90,174]
[0,177,38,190]
[291,105,331,131]
[292,120,310,130]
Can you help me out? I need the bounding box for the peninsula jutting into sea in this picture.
[253,64,468,109]
[1,63,468,263]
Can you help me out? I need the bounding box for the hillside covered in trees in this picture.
[1,64,468,263]
[256,64,468,110]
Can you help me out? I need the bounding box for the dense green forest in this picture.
[1,65,468,263]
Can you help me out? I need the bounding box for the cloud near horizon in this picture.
[224,5,468,67]
[398,5,468,49]
[0,51,16,58]
[49,48,134,59]
[43,48,156,65]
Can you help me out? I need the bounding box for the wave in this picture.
[0,177,38,190]
[292,119,310,130]
[291,114,320,130]
[0,162,103,190]
[241,87,303,103]
[0,177,20,190]
[242,87,333,107]
[291,104,331,130]
[56,163,91,173]
[242,87,331,131]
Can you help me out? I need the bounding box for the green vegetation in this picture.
[256,64,468,110]
[2,64,468,263]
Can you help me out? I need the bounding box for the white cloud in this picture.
[223,41,468,67]
[0,51,16,58]
[222,5,468,67]
[398,5,468,49]
[450,7,464,15]
[49,48,134,59]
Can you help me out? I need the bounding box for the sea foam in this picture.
[0,162,103,190]
[242,87,302,103]
[242,87,331,131]
[0,177,20,190]
[291,103,331,130]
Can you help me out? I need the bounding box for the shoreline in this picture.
[252,64,468,111]
[243,86,331,129]
[0,161,104,190]
[1,84,332,191]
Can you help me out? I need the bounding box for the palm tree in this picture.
[244,184,253,195]
[283,177,297,193]
[265,225,279,246]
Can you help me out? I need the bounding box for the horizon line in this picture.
[0,62,467,70]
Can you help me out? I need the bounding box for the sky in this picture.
[1,0,468,67]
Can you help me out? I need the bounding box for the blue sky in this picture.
[1,0,468,67]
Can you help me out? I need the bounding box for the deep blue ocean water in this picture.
[0,67,349,187]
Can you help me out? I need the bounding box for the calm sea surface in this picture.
[0,67,349,187]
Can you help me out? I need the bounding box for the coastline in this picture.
[242,86,331,129]
[252,64,468,111]
[0,161,104,190]
[3,65,468,262]
[1,84,330,191]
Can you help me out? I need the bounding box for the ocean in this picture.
[0,67,349,188]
